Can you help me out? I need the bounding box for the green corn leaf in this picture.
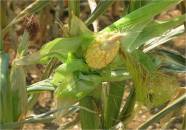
[10,65,27,121]
[160,62,186,73]
[132,50,157,72]
[80,96,100,129]
[68,0,80,18]
[0,53,13,123]
[2,0,50,36]
[119,87,136,124]
[85,0,114,25]
[183,113,186,130]
[17,31,30,57]
[27,79,55,93]
[130,14,186,51]
[127,0,148,13]
[102,0,182,33]
[14,35,94,65]
[103,81,125,129]
[138,94,186,130]
[157,48,186,66]
[120,19,149,52]
[0,1,8,29]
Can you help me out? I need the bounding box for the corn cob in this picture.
[85,33,122,69]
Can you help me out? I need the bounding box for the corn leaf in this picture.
[138,94,186,130]
[54,72,101,100]
[17,31,29,57]
[27,79,55,93]
[10,65,27,121]
[160,63,186,73]
[143,25,185,52]
[0,53,13,123]
[127,0,148,13]
[119,87,136,124]
[130,14,186,51]
[68,0,80,18]
[103,81,125,129]
[85,0,114,25]
[80,96,100,129]
[157,48,186,66]
[102,0,181,33]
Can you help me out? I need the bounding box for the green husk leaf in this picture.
[54,72,101,100]
[14,35,94,65]
[69,15,93,36]
[53,54,101,100]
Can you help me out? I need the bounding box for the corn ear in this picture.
[119,49,177,107]
[85,33,121,69]
[80,96,100,129]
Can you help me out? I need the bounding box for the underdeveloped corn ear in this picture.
[146,73,178,107]
[85,33,123,69]
[120,49,178,107]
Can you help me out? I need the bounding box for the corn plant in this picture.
[1,0,186,129]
